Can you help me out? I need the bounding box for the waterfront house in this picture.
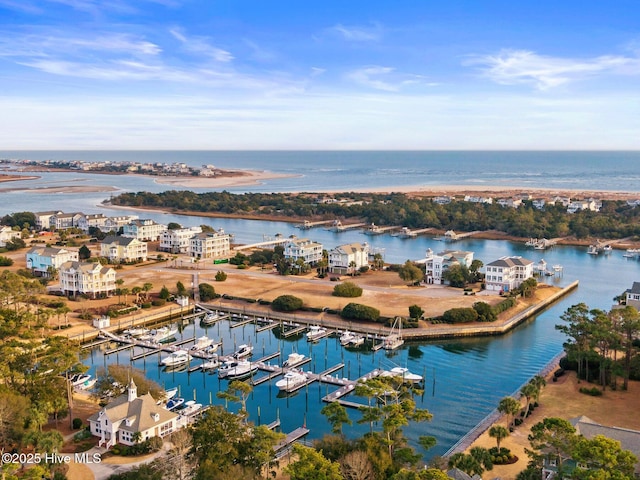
[463,195,493,204]
[34,210,63,230]
[122,219,166,242]
[424,248,474,285]
[88,379,178,448]
[50,212,85,230]
[567,199,601,214]
[59,261,116,298]
[328,242,370,274]
[483,255,534,293]
[100,235,148,263]
[541,416,640,478]
[432,196,454,205]
[0,226,21,247]
[284,237,323,266]
[624,282,640,309]
[26,246,79,276]
[104,215,139,231]
[496,198,523,208]
[159,226,202,254]
[532,199,546,210]
[189,230,231,259]
[78,213,108,232]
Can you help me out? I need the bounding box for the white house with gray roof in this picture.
[624,282,640,310]
[424,248,474,285]
[87,379,178,448]
[100,235,148,263]
[328,242,369,275]
[59,261,116,298]
[483,255,534,292]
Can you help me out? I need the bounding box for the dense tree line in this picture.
[109,191,640,239]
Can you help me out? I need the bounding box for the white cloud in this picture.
[328,23,382,42]
[346,66,426,92]
[467,49,640,90]
[170,28,233,62]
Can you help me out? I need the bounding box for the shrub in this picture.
[237,264,247,269]
[408,304,424,320]
[146,436,163,452]
[141,303,152,309]
[579,386,603,396]
[359,266,369,273]
[0,256,14,266]
[215,270,227,282]
[272,295,304,312]
[473,301,497,322]
[341,303,380,322]
[72,418,83,430]
[332,281,363,298]
[151,299,166,307]
[442,307,479,323]
[198,283,216,301]
[159,285,171,300]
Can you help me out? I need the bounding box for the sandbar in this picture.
[0,185,119,194]
[153,170,299,188]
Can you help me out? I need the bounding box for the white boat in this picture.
[166,397,184,410]
[275,370,308,391]
[603,245,613,254]
[306,325,327,342]
[339,330,365,347]
[201,312,221,325]
[389,367,423,384]
[202,356,219,370]
[218,360,258,380]
[70,373,91,387]
[76,377,97,390]
[164,387,178,399]
[282,352,306,368]
[123,327,149,337]
[204,344,219,356]
[232,344,253,359]
[190,336,214,351]
[180,401,202,416]
[141,326,178,343]
[382,318,404,350]
[160,350,192,367]
[623,248,640,258]
[587,245,599,255]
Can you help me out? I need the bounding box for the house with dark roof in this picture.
[87,379,178,448]
[483,255,534,293]
[624,282,640,310]
[424,248,474,285]
[542,416,640,478]
[100,235,148,263]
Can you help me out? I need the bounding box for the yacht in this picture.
[603,245,613,254]
[275,370,308,391]
[123,327,149,337]
[201,355,219,370]
[70,373,92,387]
[232,344,253,359]
[180,401,203,416]
[141,326,178,343]
[75,376,97,390]
[389,367,423,384]
[306,325,327,342]
[339,330,365,347]
[190,336,214,351]
[201,311,221,325]
[218,360,258,380]
[282,352,306,368]
[160,350,192,367]
[166,397,185,411]
[623,248,640,258]
[164,387,178,399]
[382,318,404,350]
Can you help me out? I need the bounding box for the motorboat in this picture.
[389,367,423,384]
[587,245,599,255]
[181,402,203,416]
[141,326,178,343]
[123,327,149,337]
[282,352,306,368]
[190,336,214,351]
[166,397,185,411]
[75,377,97,390]
[164,387,178,399]
[218,360,258,380]
[70,373,92,387]
[306,325,327,342]
[232,344,253,359]
[275,370,308,391]
[339,330,365,347]
[201,311,221,325]
[201,356,219,370]
[603,245,613,254]
[160,350,192,367]
[623,248,640,258]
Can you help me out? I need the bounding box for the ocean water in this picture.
[2,150,640,196]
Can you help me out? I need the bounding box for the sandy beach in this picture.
[153,169,299,188]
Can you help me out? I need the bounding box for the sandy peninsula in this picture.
[153,170,299,188]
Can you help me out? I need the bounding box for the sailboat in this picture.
[382,317,404,350]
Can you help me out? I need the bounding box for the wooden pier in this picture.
[257,321,279,332]
[296,219,334,229]
[328,221,367,232]
[282,325,307,338]
[363,224,400,236]
[275,427,310,452]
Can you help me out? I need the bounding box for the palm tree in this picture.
[142,282,153,302]
[489,425,509,450]
[521,382,537,417]
[132,286,142,304]
[132,431,142,444]
[497,396,521,428]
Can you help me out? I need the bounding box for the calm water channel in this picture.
[81,212,640,458]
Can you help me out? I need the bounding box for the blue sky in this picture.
[0,0,639,150]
